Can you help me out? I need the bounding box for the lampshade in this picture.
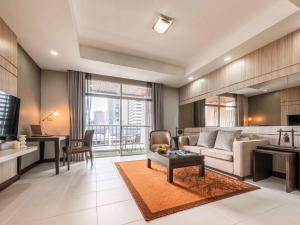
[53,111,59,116]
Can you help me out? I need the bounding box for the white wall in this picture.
[163,86,179,137]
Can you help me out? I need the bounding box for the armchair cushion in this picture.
[63,145,90,153]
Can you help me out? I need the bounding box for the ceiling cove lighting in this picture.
[188,76,194,81]
[50,50,58,56]
[224,56,231,62]
[153,14,174,34]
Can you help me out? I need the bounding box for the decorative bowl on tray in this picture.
[157,146,169,153]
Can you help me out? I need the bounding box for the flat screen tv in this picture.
[287,114,300,126]
[0,91,20,143]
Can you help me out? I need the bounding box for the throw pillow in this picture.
[197,130,218,148]
[214,130,242,151]
[188,135,199,146]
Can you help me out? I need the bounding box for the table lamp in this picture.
[41,110,59,134]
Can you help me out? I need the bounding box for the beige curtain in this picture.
[68,71,87,140]
[151,83,164,130]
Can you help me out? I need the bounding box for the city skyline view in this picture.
[87,96,151,126]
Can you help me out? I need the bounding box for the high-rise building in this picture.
[128,100,144,125]
[94,110,105,124]
[108,99,120,125]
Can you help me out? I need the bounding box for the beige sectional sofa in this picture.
[179,133,269,179]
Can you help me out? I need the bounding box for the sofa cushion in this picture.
[202,148,233,162]
[214,130,242,151]
[188,135,199,146]
[181,145,206,154]
[197,130,218,148]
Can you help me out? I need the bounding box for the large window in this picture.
[205,95,236,127]
[85,78,152,156]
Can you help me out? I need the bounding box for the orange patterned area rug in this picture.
[115,160,259,221]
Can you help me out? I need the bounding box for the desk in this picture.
[253,149,297,192]
[26,136,69,175]
[256,145,300,191]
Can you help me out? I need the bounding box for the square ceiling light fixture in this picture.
[153,14,174,34]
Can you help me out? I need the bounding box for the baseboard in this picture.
[272,171,286,179]
[20,161,40,175]
[0,175,20,191]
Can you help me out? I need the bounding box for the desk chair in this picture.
[62,130,94,170]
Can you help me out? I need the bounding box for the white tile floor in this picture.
[1,155,300,225]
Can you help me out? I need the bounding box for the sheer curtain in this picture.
[68,71,89,140]
[151,83,164,130]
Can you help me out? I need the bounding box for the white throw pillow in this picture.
[188,135,199,146]
[197,130,218,148]
[214,130,242,151]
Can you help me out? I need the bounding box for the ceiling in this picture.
[0,0,300,87]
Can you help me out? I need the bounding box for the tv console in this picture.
[0,146,38,191]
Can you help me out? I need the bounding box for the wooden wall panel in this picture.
[281,86,300,125]
[0,17,17,68]
[180,29,300,105]
[0,66,17,95]
[0,16,17,96]
[0,17,18,184]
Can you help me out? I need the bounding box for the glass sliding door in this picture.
[121,99,151,155]
[85,78,152,157]
[85,79,122,157]
[86,95,121,156]
[120,84,152,155]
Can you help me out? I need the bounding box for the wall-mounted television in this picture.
[0,91,20,143]
[287,114,300,126]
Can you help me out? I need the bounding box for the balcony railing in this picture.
[86,124,151,155]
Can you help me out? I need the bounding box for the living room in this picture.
[1,0,300,225]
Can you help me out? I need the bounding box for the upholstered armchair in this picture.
[149,130,172,151]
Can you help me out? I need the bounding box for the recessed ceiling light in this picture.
[188,76,194,81]
[153,14,174,34]
[50,50,58,56]
[224,56,231,62]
